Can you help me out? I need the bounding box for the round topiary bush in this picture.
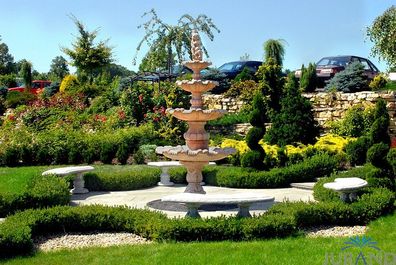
[367,142,390,168]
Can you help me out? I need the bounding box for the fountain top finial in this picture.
[191,29,203,61]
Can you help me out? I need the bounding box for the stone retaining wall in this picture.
[203,91,396,136]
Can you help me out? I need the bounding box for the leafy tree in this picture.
[325,61,367,92]
[0,36,16,75]
[49,56,69,81]
[300,62,317,92]
[366,6,396,69]
[62,16,113,82]
[263,39,286,67]
[134,9,220,74]
[105,64,134,78]
[20,61,32,92]
[265,73,319,146]
[241,92,267,169]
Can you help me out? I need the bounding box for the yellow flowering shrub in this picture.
[59,75,79,93]
[219,133,353,163]
[259,140,279,158]
[220,139,249,155]
[314,134,355,154]
[285,143,310,157]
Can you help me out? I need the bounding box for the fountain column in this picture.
[156,30,235,194]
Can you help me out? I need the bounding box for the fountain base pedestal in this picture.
[180,161,208,194]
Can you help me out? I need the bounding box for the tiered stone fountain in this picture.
[156,30,235,194]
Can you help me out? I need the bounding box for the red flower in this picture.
[138,94,143,103]
[118,110,126,120]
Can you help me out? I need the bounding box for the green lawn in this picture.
[0,166,52,194]
[3,211,395,265]
[0,165,155,194]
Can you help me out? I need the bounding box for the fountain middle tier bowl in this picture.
[156,145,236,162]
[175,80,218,93]
[167,108,227,121]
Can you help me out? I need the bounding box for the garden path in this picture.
[71,185,313,218]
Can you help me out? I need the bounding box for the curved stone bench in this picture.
[42,166,94,194]
[323,177,368,202]
[161,193,275,218]
[147,161,215,186]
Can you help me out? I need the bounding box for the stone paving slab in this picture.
[290,182,316,190]
[71,185,314,218]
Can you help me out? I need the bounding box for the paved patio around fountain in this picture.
[71,185,314,218]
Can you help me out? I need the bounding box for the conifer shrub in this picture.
[325,61,367,92]
[59,74,79,93]
[234,66,254,82]
[299,62,317,92]
[241,92,267,169]
[367,143,390,169]
[345,136,371,166]
[265,73,319,146]
[387,148,396,176]
[369,99,390,145]
[369,74,388,90]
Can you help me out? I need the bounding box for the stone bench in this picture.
[147,161,215,186]
[42,166,94,194]
[323,177,368,202]
[161,193,275,218]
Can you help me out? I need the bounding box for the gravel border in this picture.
[32,225,367,252]
[303,225,366,238]
[34,232,151,252]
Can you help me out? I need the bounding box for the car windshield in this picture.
[219,62,244,71]
[317,57,350,67]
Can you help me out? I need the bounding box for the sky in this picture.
[0,0,394,74]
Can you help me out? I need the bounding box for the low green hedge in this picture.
[0,205,297,259]
[0,175,70,217]
[84,166,161,191]
[1,185,394,259]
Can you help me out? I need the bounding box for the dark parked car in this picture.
[218,61,262,79]
[295,56,380,87]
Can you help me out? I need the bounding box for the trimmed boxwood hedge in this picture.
[1,186,394,259]
[0,175,70,217]
[84,166,161,191]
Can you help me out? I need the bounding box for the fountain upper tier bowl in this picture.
[156,145,235,162]
[183,60,211,74]
[167,108,227,122]
[176,80,218,94]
